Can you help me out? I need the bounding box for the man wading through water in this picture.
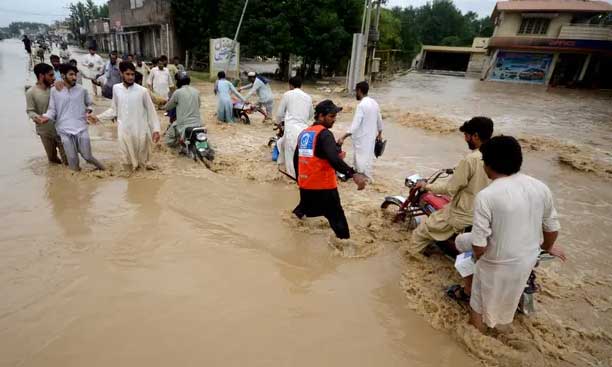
[41,64,105,172]
[25,63,67,165]
[293,100,368,239]
[94,61,160,171]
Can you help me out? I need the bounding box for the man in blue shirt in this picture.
[50,54,61,81]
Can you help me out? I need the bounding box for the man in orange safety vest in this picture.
[292,100,368,239]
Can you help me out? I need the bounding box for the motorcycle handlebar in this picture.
[427,168,454,184]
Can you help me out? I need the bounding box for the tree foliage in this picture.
[5,22,49,37]
[171,0,493,75]
[391,0,493,60]
[173,0,361,76]
[378,9,402,50]
[68,0,109,46]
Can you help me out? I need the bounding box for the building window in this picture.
[518,18,550,35]
[130,0,144,9]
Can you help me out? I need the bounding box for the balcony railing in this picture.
[558,23,612,41]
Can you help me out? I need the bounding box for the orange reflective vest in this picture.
[297,125,337,190]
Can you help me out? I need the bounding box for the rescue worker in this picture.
[408,116,494,254]
[292,100,368,239]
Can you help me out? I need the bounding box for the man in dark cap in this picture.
[408,116,494,255]
[292,100,368,239]
[22,35,32,65]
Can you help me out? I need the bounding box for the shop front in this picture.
[485,36,612,88]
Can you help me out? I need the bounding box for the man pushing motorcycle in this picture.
[407,117,494,254]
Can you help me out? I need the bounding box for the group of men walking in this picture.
[27,62,104,171]
[24,45,566,336]
[26,60,166,172]
[25,43,199,172]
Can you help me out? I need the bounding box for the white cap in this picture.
[247,71,256,77]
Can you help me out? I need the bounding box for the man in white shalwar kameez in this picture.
[275,76,313,179]
[81,46,105,97]
[337,81,382,180]
[459,136,565,332]
[97,61,161,170]
[147,57,173,100]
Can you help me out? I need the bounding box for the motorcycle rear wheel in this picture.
[241,113,250,124]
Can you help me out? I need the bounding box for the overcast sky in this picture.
[0,0,107,27]
[385,0,497,16]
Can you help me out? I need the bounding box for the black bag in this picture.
[374,138,387,158]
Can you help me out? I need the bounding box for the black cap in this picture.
[459,116,494,140]
[175,70,189,81]
[315,99,343,116]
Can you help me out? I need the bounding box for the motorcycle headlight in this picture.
[196,132,207,141]
[405,174,422,187]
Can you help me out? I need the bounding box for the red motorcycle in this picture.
[381,168,454,225]
[232,98,267,124]
[381,168,554,315]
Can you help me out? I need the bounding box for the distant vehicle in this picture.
[519,68,545,81]
[499,70,518,79]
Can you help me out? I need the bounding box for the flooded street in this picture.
[377,72,612,155]
[0,39,474,367]
[1,37,612,367]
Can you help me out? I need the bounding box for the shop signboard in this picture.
[489,51,553,84]
[489,37,612,53]
[209,37,240,79]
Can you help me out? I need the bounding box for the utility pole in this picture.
[225,0,249,74]
[366,0,382,82]
[347,0,382,91]
[359,0,373,83]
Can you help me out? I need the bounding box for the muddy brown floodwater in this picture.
[1,38,612,366]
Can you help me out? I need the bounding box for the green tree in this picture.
[98,4,109,18]
[172,0,220,61]
[68,1,109,46]
[475,16,494,37]
[392,6,419,60]
[440,35,462,46]
[415,0,470,46]
[174,0,494,77]
[378,8,402,50]
[216,0,361,78]
[7,22,49,37]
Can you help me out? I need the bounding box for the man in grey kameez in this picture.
[164,72,203,146]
